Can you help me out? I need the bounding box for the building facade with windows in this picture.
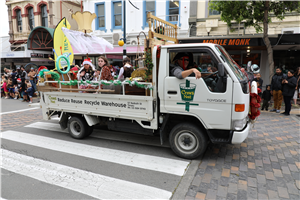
[3,0,81,69]
[186,0,300,84]
[82,0,190,66]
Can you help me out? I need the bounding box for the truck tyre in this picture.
[169,123,207,159]
[86,125,94,136]
[68,116,89,139]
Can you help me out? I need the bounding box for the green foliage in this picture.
[209,1,300,33]
[144,49,153,81]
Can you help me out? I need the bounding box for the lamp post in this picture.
[123,0,126,58]
[120,0,139,58]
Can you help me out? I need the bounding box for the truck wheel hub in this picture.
[178,132,197,151]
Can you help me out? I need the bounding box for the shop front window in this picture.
[242,53,260,69]
[274,50,300,73]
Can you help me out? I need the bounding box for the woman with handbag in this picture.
[293,67,300,107]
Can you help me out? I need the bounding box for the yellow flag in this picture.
[53,17,74,69]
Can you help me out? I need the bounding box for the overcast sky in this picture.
[1,1,9,37]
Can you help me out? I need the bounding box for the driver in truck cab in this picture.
[170,52,202,79]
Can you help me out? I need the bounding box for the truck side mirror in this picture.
[218,63,225,77]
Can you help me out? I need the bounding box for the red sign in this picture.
[202,39,251,46]
[106,54,123,59]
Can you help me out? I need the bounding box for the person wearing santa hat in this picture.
[77,58,96,81]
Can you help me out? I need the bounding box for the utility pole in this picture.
[123,0,126,58]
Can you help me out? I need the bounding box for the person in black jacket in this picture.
[281,70,297,115]
[20,66,27,83]
[261,85,272,111]
[293,67,300,107]
[270,68,287,113]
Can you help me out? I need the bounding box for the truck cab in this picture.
[154,43,250,158]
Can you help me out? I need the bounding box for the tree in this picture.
[209,1,300,81]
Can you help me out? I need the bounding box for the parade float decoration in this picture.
[37,15,153,94]
[247,63,261,122]
[248,81,261,121]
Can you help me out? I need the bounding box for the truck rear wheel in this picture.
[86,125,94,136]
[68,116,89,139]
[169,123,207,159]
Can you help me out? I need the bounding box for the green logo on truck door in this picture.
[177,80,199,112]
[48,96,57,103]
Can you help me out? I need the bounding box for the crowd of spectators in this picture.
[1,66,38,103]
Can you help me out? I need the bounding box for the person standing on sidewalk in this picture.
[281,70,297,116]
[28,67,37,91]
[270,67,287,113]
[292,67,300,107]
[261,85,272,111]
[20,66,28,83]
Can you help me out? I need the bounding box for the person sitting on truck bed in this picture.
[99,56,113,81]
[118,57,134,80]
[77,58,96,81]
[170,52,201,79]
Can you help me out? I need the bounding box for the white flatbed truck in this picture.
[39,42,254,159]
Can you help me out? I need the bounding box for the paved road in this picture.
[1,107,197,199]
[185,112,300,200]
[1,98,299,199]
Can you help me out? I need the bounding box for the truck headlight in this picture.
[233,118,247,131]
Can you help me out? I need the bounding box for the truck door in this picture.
[164,48,233,129]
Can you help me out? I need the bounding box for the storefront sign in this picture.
[180,34,300,47]
[179,37,264,46]
[30,53,53,59]
[31,53,43,58]
[5,58,30,63]
[202,39,251,46]
[106,54,123,59]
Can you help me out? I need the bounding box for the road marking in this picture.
[2,130,190,176]
[0,107,39,115]
[26,122,67,133]
[1,149,172,199]
[25,122,169,147]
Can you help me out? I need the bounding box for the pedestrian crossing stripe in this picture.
[26,121,67,133]
[1,149,172,199]
[1,130,190,176]
[25,121,169,148]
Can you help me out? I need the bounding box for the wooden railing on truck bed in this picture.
[147,12,178,44]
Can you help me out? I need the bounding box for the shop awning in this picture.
[27,26,54,50]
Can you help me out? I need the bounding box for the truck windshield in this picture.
[215,45,247,81]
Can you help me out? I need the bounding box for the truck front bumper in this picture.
[231,122,250,144]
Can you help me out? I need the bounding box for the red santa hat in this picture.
[17,78,21,82]
[82,58,95,70]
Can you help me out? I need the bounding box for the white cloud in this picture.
[1,1,9,37]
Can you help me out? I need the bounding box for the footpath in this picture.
[184,109,300,200]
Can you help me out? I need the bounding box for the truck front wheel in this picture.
[68,116,89,139]
[169,123,207,159]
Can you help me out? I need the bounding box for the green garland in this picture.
[39,69,153,89]
[144,49,153,81]
[39,69,49,79]
[51,79,153,90]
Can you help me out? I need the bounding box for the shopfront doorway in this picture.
[228,51,261,69]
